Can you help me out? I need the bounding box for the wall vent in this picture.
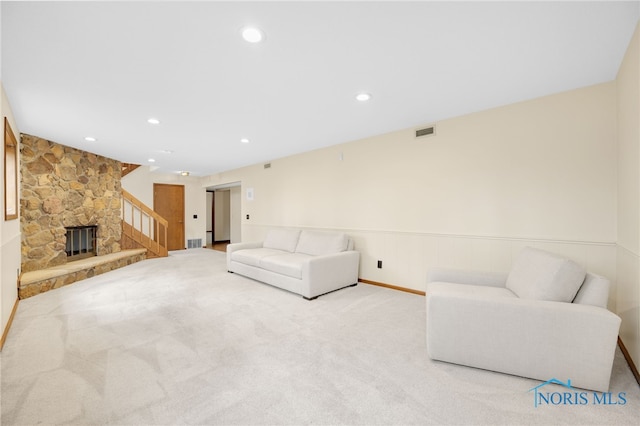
[187,238,202,249]
[264,163,271,169]
[415,125,436,138]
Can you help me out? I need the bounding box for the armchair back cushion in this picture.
[506,247,586,303]
[263,228,301,253]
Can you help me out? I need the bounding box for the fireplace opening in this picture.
[65,225,97,261]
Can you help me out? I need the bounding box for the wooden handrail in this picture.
[121,163,141,177]
[121,189,168,257]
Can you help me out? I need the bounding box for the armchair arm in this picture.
[426,288,621,392]
[427,267,508,288]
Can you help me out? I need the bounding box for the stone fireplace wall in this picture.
[20,134,122,273]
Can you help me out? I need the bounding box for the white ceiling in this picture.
[2,1,639,176]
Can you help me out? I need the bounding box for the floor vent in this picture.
[187,238,202,249]
[415,125,436,138]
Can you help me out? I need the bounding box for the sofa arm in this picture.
[427,267,508,288]
[302,251,360,298]
[226,242,263,270]
[426,289,621,392]
[227,241,263,253]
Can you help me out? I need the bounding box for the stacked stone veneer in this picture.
[20,134,123,273]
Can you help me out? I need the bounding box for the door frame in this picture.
[206,181,241,243]
[207,189,215,244]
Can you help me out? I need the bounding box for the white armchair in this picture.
[426,247,621,392]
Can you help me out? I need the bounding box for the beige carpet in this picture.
[1,249,638,425]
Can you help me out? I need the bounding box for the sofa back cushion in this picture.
[263,229,301,253]
[506,247,586,303]
[572,273,610,308]
[295,230,349,256]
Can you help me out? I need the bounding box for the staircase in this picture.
[121,163,140,177]
[121,189,168,258]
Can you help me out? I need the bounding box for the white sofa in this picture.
[227,229,360,300]
[426,247,621,392]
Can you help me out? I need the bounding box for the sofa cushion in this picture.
[506,247,586,303]
[263,229,301,253]
[259,253,312,279]
[428,282,517,300]
[295,231,348,256]
[231,248,285,267]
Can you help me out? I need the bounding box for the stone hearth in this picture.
[18,249,146,299]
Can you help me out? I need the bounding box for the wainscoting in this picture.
[1,232,20,349]
[616,245,640,380]
[228,223,640,380]
[240,224,617,308]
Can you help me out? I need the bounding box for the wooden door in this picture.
[154,183,185,251]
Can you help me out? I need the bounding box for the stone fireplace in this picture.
[20,134,123,273]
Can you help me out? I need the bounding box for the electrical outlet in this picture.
[377,260,382,269]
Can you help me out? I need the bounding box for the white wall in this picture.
[122,166,207,248]
[1,82,21,346]
[201,82,618,303]
[616,21,640,373]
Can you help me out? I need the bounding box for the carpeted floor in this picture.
[1,248,638,425]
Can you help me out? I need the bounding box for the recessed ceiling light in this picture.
[242,27,264,43]
[356,93,372,102]
[148,158,156,163]
[240,138,250,144]
[84,136,97,142]
[159,149,173,154]
[147,118,160,125]
[180,171,190,176]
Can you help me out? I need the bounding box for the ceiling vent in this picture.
[415,125,436,138]
[264,163,271,169]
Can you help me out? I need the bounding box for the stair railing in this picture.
[121,189,168,257]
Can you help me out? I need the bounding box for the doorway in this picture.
[213,190,231,244]
[206,183,241,248]
[154,183,185,251]
[206,190,228,252]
